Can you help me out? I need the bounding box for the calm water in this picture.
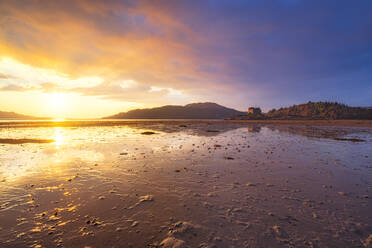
[0,122,371,247]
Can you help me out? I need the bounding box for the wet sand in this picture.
[0,121,371,247]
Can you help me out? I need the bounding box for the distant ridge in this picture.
[104,102,245,119]
[0,111,48,120]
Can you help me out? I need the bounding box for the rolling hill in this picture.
[0,111,47,120]
[104,102,245,119]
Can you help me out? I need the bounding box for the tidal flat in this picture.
[0,121,371,248]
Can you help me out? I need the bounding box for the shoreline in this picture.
[0,119,371,128]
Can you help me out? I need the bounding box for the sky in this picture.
[0,0,371,118]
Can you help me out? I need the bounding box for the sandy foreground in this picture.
[0,121,371,248]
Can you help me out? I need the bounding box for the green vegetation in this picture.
[266,101,372,120]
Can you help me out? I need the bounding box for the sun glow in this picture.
[46,92,71,118]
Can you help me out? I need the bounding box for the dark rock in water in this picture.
[334,137,365,142]
[224,157,234,160]
[141,131,156,135]
[206,130,219,133]
[0,138,55,144]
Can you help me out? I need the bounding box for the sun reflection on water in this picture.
[54,127,64,148]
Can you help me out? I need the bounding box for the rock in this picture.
[207,192,217,197]
[141,131,156,135]
[160,237,186,248]
[246,182,256,187]
[362,234,372,248]
[48,215,60,221]
[272,225,288,239]
[139,194,154,202]
[169,221,199,237]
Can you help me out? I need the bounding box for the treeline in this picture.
[265,101,372,120]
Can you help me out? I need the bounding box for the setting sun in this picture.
[45,92,71,118]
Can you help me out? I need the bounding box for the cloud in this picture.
[0,82,59,92]
[0,72,13,79]
[67,80,191,104]
[0,0,371,109]
[0,84,29,91]
[0,57,191,105]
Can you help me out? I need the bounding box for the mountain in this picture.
[0,111,47,120]
[265,102,372,120]
[104,102,245,119]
